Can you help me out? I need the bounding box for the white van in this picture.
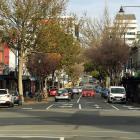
[108,86,126,103]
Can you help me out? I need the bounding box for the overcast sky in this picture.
[67,0,140,29]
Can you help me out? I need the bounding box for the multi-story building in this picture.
[0,42,17,89]
[115,7,138,47]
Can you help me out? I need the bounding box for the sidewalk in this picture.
[23,97,54,105]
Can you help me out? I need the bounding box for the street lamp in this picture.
[38,59,41,91]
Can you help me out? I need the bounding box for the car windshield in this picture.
[58,89,67,94]
[111,88,125,94]
[0,90,7,94]
[83,86,93,90]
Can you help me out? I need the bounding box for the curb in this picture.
[23,97,54,105]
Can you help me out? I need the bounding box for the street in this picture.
[0,93,140,140]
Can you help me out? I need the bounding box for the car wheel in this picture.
[107,99,111,103]
[9,103,14,107]
[18,101,22,106]
[55,99,58,102]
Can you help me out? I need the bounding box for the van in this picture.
[108,86,126,103]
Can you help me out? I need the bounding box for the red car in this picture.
[82,86,95,97]
[48,88,57,96]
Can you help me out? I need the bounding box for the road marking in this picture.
[0,135,139,140]
[0,135,64,139]
[94,104,99,106]
[123,105,133,108]
[111,105,119,110]
[77,94,82,103]
[60,137,64,140]
[59,106,72,108]
[63,104,73,106]
[22,108,32,110]
[79,104,82,110]
[129,107,140,110]
[95,106,101,109]
[46,104,54,110]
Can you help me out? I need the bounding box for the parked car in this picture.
[48,87,58,96]
[82,86,96,97]
[100,88,109,99]
[95,85,102,94]
[55,88,71,102]
[108,86,126,103]
[11,91,22,106]
[0,89,14,107]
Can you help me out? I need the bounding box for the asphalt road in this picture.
[0,93,140,140]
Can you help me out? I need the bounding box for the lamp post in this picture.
[38,59,41,92]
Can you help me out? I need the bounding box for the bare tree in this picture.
[82,6,129,85]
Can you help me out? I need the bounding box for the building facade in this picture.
[115,8,138,46]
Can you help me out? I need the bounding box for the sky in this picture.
[66,0,140,29]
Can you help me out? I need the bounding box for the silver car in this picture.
[55,88,71,102]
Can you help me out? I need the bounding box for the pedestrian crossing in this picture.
[1,101,140,111]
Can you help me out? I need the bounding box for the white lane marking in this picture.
[95,106,101,109]
[63,104,73,106]
[129,107,140,110]
[123,105,133,108]
[59,106,72,108]
[111,105,119,110]
[0,135,139,140]
[0,135,64,139]
[0,130,139,133]
[94,104,99,106]
[60,137,64,140]
[77,94,82,103]
[79,104,82,110]
[46,104,54,110]
[22,108,32,110]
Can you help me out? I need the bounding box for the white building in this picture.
[115,7,138,46]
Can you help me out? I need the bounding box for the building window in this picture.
[127,32,135,35]
[128,38,135,40]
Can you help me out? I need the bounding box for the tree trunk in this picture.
[52,71,55,87]
[18,51,24,103]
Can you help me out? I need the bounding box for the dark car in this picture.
[66,88,75,99]
[11,91,22,106]
[95,85,102,94]
[101,88,109,99]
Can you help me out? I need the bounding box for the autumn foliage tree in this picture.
[26,53,61,91]
[0,0,67,101]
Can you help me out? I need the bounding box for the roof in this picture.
[115,14,136,20]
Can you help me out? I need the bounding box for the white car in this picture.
[0,89,14,107]
[108,86,126,103]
